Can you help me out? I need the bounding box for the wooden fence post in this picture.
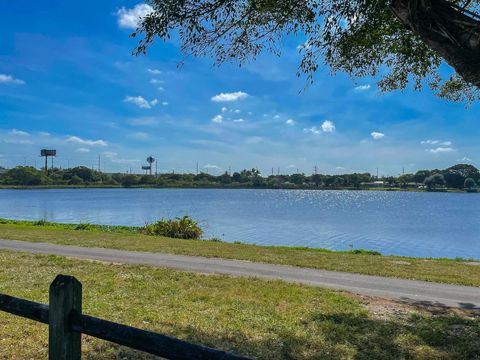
[49,275,82,360]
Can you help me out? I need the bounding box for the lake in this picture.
[0,188,479,259]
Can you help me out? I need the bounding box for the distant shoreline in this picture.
[0,184,474,193]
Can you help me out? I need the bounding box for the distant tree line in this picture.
[0,164,478,190]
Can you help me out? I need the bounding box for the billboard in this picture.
[40,149,56,157]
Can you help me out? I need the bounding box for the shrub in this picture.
[144,216,203,239]
[33,219,49,226]
[349,249,382,256]
[74,223,94,231]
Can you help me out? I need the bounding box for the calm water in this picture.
[0,188,479,259]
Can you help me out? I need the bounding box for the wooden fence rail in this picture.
[0,274,251,360]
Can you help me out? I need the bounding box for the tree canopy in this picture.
[134,0,480,103]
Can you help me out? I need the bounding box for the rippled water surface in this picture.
[0,188,479,259]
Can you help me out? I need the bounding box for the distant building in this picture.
[361,181,385,188]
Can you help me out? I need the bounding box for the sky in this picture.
[0,1,479,176]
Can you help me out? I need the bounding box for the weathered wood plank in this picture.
[0,294,49,324]
[71,313,251,360]
[48,275,82,360]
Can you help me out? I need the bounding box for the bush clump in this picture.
[74,223,95,231]
[143,216,203,239]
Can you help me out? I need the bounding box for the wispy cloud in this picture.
[129,132,149,140]
[211,91,249,102]
[457,156,472,162]
[421,139,452,146]
[211,115,223,123]
[371,131,385,140]
[426,147,455,154]
[128,117,159,127]
[75,148,90,153]
[0,74,25,85]
[116,3,153,30]
[66,136,107,147]
[354,84,371,92]
[124,96,158,109]
[147,68,162,75]
[9,129,29,136]
[285,119,295,126]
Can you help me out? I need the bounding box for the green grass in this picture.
[0,220,479,287]
[0,250,479,359]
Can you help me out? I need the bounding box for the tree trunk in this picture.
[390,0,480,88]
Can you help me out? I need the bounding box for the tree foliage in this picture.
[134,0,480,103]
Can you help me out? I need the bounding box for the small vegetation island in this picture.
[0,163,479,192]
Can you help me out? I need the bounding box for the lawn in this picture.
[0,250,479,359]
[0,221,480,287]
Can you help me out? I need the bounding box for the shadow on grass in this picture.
[82,308,480,360]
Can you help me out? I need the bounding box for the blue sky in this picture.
[0,1,479,176]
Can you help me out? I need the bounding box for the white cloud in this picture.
[161,101,168,106]
[150,79,164,84]
[426,147,455,154]
[211,91,249,102]
[39,131,50,136]
[147,68,162,75]
[75,148,90,153]
[321,120,335,133]
[0,74,25,85]
[234,109,241,114]
[370,131,385,140]
[124,96,158,109]
[211,115,223,123]
[421,140,452,146]
[10,129,30,136]
[66,136,107,147]
[116,4,153,30]
[457,156,472,162]
[157,86,165,91]
[304,126,322,134]
[354,84,371,92]
[233,118,245,123]
[274,115,281,119]
[285,119,295,126]
[204,164,221,170]
[304,121,335,134]
[221,107,228,113]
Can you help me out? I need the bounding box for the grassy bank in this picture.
[1,219,479,287]
[1,250,479,359]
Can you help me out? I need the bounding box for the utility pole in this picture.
[314,165,318,175]
[98,155,101,172]
[376,168,379,179]
[229,166,231,175]
[277,167,280,175]
[271,167,274,176]
[155,160,158,177]
[196,162,199,175]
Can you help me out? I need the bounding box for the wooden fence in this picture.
[0,274,251,360]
